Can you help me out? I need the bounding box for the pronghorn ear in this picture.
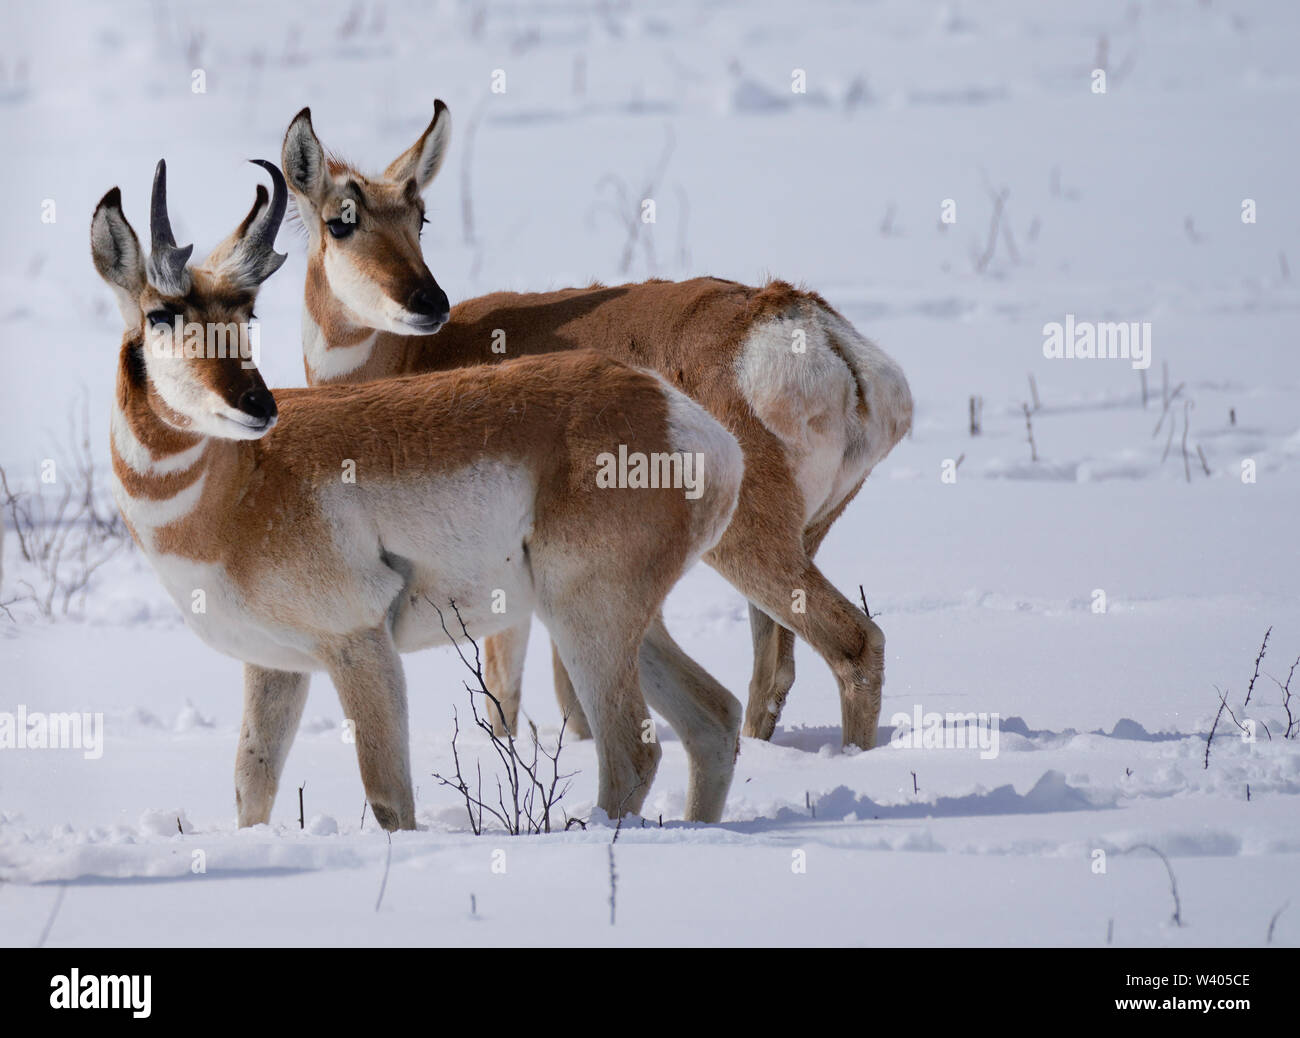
[90,187,146,325]
[384,100,450,192]
[282,107,327,206]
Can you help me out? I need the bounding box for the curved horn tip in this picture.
[248,158,286,185]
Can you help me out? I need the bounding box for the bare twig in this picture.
[1243,627,1271,708]
[1267,901,1290,944]
[374,832,392,912]
[459,97,488,247]
[973,186,1009,274]
[1022,403,1038,462]
[1205,685,1229,770]
[429,598,576,834]
[607,777,645,926]
[1152,382,1185,439]
[0,397,129,618]
[1122,844,1183,927]
[589,124,676,276]
[34,884,67,948]
[1266,654,1298,738]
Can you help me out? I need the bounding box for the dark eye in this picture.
[147,309,174,329]
[327,218,355,239]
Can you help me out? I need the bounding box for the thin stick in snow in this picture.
[1122,843,1183,927]
[973,187,1009,274]
[1266,653,1298,738]
[1205,686,1229,770]
[1152,382,1185,439]
[1267,901,1290,944]
[607,844,618,926]
[858,584,871,619]
[374,832,392,913]
[607,778,645,926]
[1022,403,1038,462]
[35,884,66,948]
[1243,627,1271,708]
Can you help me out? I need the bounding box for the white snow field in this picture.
[2,0,1298,946]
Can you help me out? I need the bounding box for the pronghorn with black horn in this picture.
[283,102,913,750]
[92,159,744,829]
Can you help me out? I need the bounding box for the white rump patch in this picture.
[735,305,912,525]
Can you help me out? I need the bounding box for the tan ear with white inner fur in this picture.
[384,100,451,191]
[90,187,146,327]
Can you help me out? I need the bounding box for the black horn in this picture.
[226,159,289,287]
[146,159,194,294]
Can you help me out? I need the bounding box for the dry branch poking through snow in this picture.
[0,399,129,618]
[429,598,577,835]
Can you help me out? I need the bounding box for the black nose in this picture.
[407,283,450,322]
[238,387,277,423]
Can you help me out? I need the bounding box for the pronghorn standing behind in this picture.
[283,103,914,750]
[92,159,744,828]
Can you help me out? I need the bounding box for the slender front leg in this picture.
[324,627,416,831]
[236,665,310,827]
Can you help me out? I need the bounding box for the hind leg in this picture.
[550,627,660,819]
[483,625,529,737]
[740,499,852,740]
[744,607,797,740]
[483,625,594,739]
[639,615,741,822]
[533,579,661,820]
[711,510,884,750]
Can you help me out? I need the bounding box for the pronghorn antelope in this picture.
[92,159,745,829]
[283,103,913,750]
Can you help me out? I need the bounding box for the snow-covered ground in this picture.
[2,0,1298,946]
